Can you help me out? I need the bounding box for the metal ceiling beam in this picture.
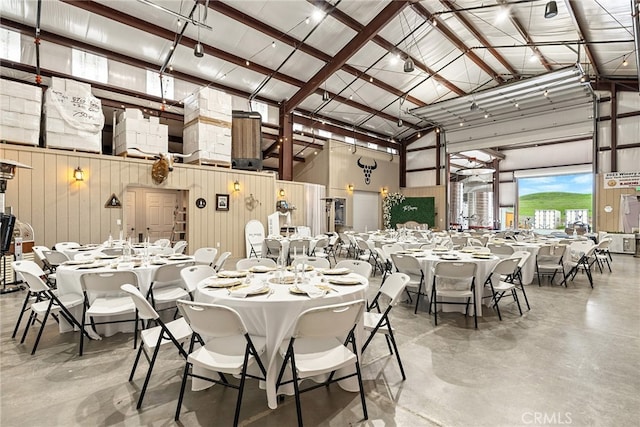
[58,1,407,129]
[497,0,553,72]
[309,0,465,97]
[294,115,401,150]
[210,1,426,107]
[284,1,410,113]
[410,3,504,84]
[564,0,600,77]
[438,0,519,79]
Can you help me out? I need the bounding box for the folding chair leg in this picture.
[355,360,368,421]
[138,342,162,409]
[290,355,304,427]
[519,285,531,310]
[473,291,478,329]
[513,289,523,316]
[20,311,36,344]
[387,329,406,381]
[12,292,32,339]
[175,362,191,421]
[129,344,144,382]
[31,302,53,355]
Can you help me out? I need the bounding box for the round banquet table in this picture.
[55,255,195,336]
[194,269,368,409]
[403,249,500,316]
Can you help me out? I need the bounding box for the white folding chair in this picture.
[74,252,96,261]
[536,244,567,286]
[264,238,283,261]
[510,250,532,310]
[362,273,410,380]
[79,271,139,356]
[483,257,522,320]
[275,300,368,426]
[154,238,171,248]
[334,260,373,279]
[213,251,231,272]
[594,238,612,273]
[11,260,85,355]
[566,244,597,288]
[429,262,478,329]
[390,253,424,314]
[180,265,216,293]
[54,241,80,252]
[147,262,195,313]
[291,256,330,269]
[193,247,218,266]
[235,257,277,271]
[120,284,192,409]
[173,240,188,254]
[175,300,267,425]
[487,243,515,258]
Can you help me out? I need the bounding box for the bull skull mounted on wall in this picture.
[130,147,199,185]
[357,157,377,185]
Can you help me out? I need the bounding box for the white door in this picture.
[124,190,136,239]
[352,191,380,232]
[145,191,178,240]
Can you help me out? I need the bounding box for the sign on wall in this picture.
[390,197,435,228]
[603,172,640,189]
[356,157,378,185]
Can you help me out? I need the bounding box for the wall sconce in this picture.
[381,187,388,196]
[279,188,285,198]
[73,167,84,182]
[233,180,240,192]
[347,184,354,192]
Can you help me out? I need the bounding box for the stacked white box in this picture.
[114,109,168,156]
[0,79,42,145]
[534,209,561,230]
[183,87,232,165]
[565,209,589,227]
[44,78,104,153]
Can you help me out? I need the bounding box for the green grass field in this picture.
[519,192,592,226]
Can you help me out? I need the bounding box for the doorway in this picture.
[352,191,380,232]
[124,187,187,242]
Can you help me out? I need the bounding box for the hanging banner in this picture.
[603,172,640,189]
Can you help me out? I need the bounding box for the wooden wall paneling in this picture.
[595,173,636,232]
[17,149,32,230]
[78,157,92,245]
[29,150,44,246]
[56,154,70,245]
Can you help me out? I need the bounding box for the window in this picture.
[0,29,21,62]
[318,129,331,139]
[71,49,108,83]
[250,100,269,122]
[146,70,174,99]
[518,173,592,230]
[345,136,356,145]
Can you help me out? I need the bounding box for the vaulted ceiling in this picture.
[1,0,638,166]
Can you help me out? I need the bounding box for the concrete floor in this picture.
[1,253,639,426]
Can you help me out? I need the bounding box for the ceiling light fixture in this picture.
[305,17,310,24]
[470,102,478,111]
[456,166,496,176]
[622,56,629,66]
[322,90,330,101]
[397,118,403,127]
[390,54,399,65]
[544,89,549,97]
[544,1,558,19]
[484,112,490,119]
[193,42,204,57]
[403,58,415,73]
[271,41,276,48]
[137,0,213,30]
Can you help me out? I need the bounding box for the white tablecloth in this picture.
[56,256,195,336]
[194,271,368,409]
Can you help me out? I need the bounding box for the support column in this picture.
[399,143,407,188]
[435,130,441,185]
[609,82,617,172]
[278,104,293,181]
[492,158,500,230]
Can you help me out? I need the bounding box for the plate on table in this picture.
[431,247,449,253]
[460,247,477,253]
[95,254,119,260]
[168,255,191,261]
[228,283,270,297]
[287,265,314,272]
[269,275,296,285]
[440,254,461,260]
[320,267,350,276]
[217,270,248,278]
[327,276,363,286]
[203,277,242,288]
[472,253,493,259]
[63,259,93,266]
[249,265,275,273]
[76,262,109,270]
[150,260,167,265]
[289,285,327,298]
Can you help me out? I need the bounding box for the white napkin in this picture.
[296,284,326,299]
[229,283,266,298]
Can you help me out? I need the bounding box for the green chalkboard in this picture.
[390,197,435,228]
